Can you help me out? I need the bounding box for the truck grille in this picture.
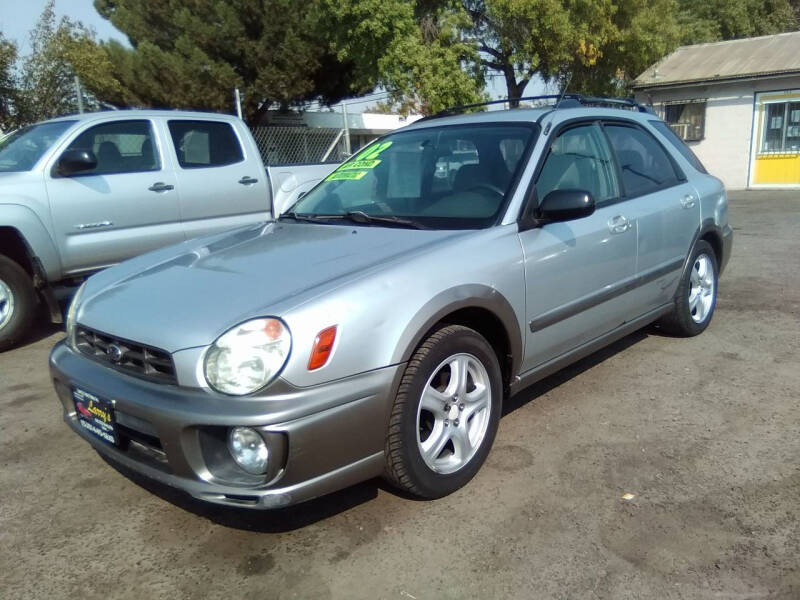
[75,326,177,385]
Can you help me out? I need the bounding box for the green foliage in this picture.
[462,0,618,103]
[322,0,485,115]
[93,0,391,123]
[678,0,798,43]
[567,0,682,95]
[11,1,117,125]
[0,33,17,130]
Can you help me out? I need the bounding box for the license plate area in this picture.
[73,388,117,445]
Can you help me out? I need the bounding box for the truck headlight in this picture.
[204,318,291,395]
[65,282,86,349]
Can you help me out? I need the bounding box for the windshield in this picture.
[288,123,536,229]
[0,120,76,172]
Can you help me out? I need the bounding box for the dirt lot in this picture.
[0,191,798,599]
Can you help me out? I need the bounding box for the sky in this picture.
[0,0,546,108]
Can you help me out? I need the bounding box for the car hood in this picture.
[78,221,464,352]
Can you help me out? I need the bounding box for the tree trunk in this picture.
[503,67,530,108]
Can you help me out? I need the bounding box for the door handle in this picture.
[607,215,632,234]
[680,194,697,209]
[148,182,174,192]
[238,176,259,185]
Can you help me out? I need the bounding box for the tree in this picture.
[319,0,485,115]
[566,0,682,96]
[92,0,486,121]
[678,0,798,43]
[461,0,618,105]
[0,33,17,130]
[93,0,386,123]
[15,1,118,124]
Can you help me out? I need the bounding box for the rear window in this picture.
[649,120,708,174]
[167,120,244,169]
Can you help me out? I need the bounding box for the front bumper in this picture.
[50,341,402,509]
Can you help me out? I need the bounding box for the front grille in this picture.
[75,326,177,385]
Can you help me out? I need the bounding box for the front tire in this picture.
[384,325,502,498]
[658,240,718,337]
[0,255,37,352]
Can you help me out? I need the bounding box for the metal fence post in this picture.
[342,100,351,156]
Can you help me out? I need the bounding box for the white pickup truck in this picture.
[0,110,337,350]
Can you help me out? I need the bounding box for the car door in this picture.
[46,118,183,275]
[518,122,637,372]
[165,119,270,240]
[603,122,701,311]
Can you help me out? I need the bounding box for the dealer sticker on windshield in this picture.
[73,388,117,445]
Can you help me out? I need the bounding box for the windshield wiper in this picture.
[277,211,324,223]
[321,211,427,229]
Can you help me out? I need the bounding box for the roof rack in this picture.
[423,94,654,120]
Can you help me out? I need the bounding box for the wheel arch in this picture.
[391,285,523,391]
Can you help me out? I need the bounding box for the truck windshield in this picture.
[286,123,536,229]
[0,120,76,172]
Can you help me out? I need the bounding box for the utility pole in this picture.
[74,76,84,114]
[342,100,351,157]
[234,88,243,120]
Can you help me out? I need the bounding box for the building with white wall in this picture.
[633,32,800,190]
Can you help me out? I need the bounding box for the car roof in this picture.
[402,105,661,132]
[42,109,239,124]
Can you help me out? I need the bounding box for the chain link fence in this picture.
[250,126,348,166]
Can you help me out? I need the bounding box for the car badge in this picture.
[107,344,125,363]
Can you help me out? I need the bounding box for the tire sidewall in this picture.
[679,241,719,335]
[0,256,36,351]
[398,327,502,498]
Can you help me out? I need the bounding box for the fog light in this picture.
[228,427,269,474]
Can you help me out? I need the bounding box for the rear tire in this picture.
[384,325,502,499]
[657,240,718,337]
[0,255,37,352]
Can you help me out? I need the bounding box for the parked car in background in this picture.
[0,110,336,350]
[51,96,732,510]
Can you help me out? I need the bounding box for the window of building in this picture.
[760,101,800,154]
[167,120,244,168]
[663,101,706,142]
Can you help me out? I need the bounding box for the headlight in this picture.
[204,318,291,395]
[66,282,87,349]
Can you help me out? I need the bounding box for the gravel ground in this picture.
[0,191,797,599]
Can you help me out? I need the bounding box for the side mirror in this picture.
[537,189,595,222]
[56,149,97,176]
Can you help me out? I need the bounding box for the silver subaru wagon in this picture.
[51,98,732,509]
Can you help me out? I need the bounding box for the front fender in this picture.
[390,284,523,377]
[0,202,62,281]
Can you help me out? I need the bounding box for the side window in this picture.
[649,120,707,174]
[536,123,619,204]
[65,120,159,175]
[167,120,244,169]
[604,124,680,197]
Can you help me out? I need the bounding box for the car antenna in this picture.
[556,72,573,108]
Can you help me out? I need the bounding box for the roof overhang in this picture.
[633,69,800,92]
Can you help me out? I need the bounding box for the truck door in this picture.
[165,119,270,240]
[45,118,183,275]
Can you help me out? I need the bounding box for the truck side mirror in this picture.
[57,149,97,176]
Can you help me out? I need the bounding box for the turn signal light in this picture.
[308,326,337,370]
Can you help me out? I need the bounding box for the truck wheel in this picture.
[0,255,37,352]
[384,325,502,499]
[657,240,718,337]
